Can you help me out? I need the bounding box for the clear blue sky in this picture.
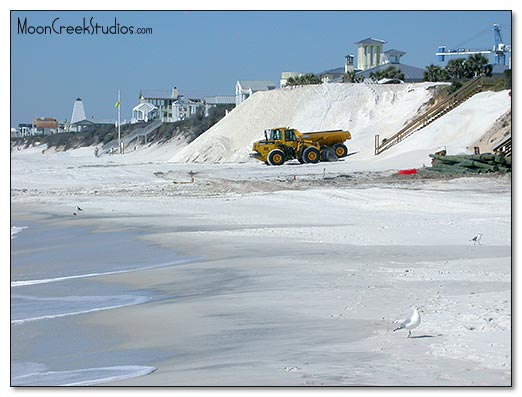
[10,10,511,127]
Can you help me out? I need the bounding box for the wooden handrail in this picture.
[375,76,485,155]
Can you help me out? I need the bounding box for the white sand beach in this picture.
[10,144,511,386]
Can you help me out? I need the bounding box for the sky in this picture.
[10,10,511,128]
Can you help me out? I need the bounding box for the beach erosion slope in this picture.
[169,82,511,168]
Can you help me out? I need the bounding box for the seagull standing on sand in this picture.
[470,233,482,245]
[393,306,421,337]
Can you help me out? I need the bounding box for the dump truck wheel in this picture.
[321,148,339,162]
[333,143,348,158]
[298,155,305,164]
[303,147,320,164]
[268,149,286,166]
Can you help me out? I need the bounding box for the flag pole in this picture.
[117,90,121,154]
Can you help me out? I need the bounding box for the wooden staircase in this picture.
[374,76,488,155]
[101,119,163,154]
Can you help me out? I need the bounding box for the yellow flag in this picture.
[114,100,120,108]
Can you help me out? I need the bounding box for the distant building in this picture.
[16,123,33,137]
[68,98,90,132]
[68,117,113,133]
[132,102,159,123]
[172,97,203,121]
[70,98,87,125]
[355,48,425,83]
[280,72,306,87]
[203,95,236,106]
[32,117,59,135]
[202,96,236,117]
[235,80,276,106]
[138,87,179,122]
[70,119,99,133]
[319,67,345,84]
[355,38,387,71]
[491,64,510,75]
[319,38,425,84]
[383,49,406,65]
[318,55,356,83]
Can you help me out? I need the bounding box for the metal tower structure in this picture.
[436,24,511,65]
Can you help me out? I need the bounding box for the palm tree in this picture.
[342,70,363,83]
[424,64,449,82]
[284,76,297,87]
[445,58,466,80]
[370,66,404,81]
[464,53,492,77]
[284,73,322,87]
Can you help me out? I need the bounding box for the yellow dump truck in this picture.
[250,127,351,165]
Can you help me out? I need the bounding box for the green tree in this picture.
[464,53,492,77]
[423,64,449,82]
[342,70,363,83]
[369,66,404,81]
[284,73,323,87]
[503,69,512,89]
[445,58,467,80]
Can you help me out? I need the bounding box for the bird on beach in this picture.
[393,306,421,337]
[470,233,482,245]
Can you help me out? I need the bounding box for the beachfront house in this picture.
[235,80,276,106]
[32,117,59,135]
[172,97,203,121]
[132,102,159,124]
[355,49,425,83]
[319,55,356,83]
[202,96,236,116]
[320,38,425,84]
[138,87,180,122]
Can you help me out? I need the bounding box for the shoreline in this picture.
[10,211,192,386]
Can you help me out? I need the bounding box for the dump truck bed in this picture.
[296,129,351,147]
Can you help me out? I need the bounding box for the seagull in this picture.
[470,233,482,245]
[393,306,421,337]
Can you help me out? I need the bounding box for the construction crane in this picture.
[436,24,511,65]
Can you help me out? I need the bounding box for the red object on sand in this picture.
[398,168,417,175]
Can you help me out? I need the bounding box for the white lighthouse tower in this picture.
[70,97,86,128]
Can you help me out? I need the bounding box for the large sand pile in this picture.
[169,83,438,163]
[168,83,511,167]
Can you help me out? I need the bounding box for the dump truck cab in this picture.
[251,127,317,165]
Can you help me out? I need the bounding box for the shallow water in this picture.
[10,218,194,386]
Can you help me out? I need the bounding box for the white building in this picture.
[172,97,202,121]
[132,102,159,123]
[235,80,275,106]
[355,38,387,71]
[67,98,88,131]
[138,87,179,122]
[319,55,355,83]
[70,98,87,126]
[202,96,235,116]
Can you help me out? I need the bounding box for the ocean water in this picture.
[11,218,196,386]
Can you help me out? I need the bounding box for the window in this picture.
[270,129,282,140]
[285,129,296,141]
